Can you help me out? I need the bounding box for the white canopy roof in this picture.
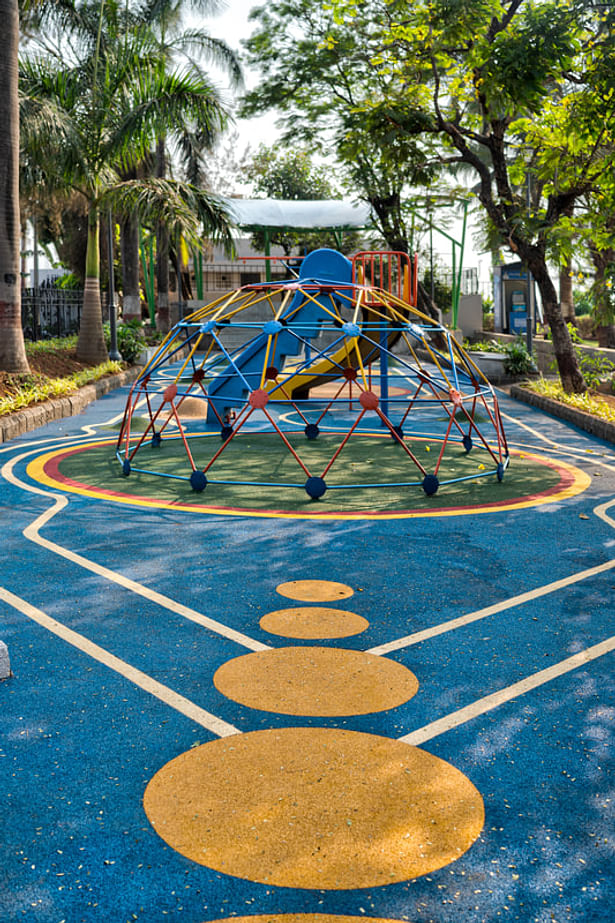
[223,198,373,230]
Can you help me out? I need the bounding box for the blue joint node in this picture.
[422,474,439,496]
[305,476,327,500]
[497,462,505,482]
[342,322,361,338]
[200,321,218,334]
[406,322,425,339]
[462,434,473,452]
[305,423,320,440]
[391,424,404,442]
[263,320,283,336]
[122,459,131,477]
[190,470,208,492]
[221,426,233,441]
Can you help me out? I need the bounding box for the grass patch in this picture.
[25,334,78,354]
[59,432,558,513]
[525,378,615,423]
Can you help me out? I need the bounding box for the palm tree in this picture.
[0,0,29,373]
[136,0,242,331]
[20,1,234,363]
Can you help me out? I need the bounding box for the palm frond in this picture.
[110,65,228,165]
[100,178,234,249]
[161,30,243,89]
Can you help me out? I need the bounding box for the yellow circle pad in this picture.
[259,606,369,639]
[276,579,354,601]
[214,647,419,716]
[144,728,485,889]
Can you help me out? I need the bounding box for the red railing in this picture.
[352,251,418,305]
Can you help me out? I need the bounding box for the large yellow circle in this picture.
[276,580,354,602]
[259,607,369,639]
[213,647,419,716]
[144,728,485,889]
[200,917,404,923]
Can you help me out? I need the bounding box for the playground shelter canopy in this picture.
[223,198,373,231]
[220,197,468,327]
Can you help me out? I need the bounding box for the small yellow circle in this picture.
[144,728,485,889]
[259,606,369,639]
[276,579,354,602]
[213,647,418,716]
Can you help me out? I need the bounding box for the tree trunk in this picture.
[120,212,141,323]
[155,137,170,332]
[76,206,109,364]
[0,0,29,373]
[525,252,585,393]
[559,264,575,323]
[596,325,615,348]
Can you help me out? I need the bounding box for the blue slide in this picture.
[205,249,353,424]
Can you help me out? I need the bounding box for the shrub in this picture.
[566,321,582,343]
[576,315,595,339]
[503,338,535,376]
[574,289,593,316]
[104,322,144,364]
[576,351,615,389]
[465,338,506,353]
[526,379,615,423]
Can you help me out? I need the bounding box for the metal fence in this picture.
[22,287,84,340]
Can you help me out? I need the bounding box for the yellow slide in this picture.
[270,269,413,401]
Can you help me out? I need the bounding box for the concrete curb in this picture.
[0,640,10,679]
[510,383,615,444]
[0,366,141,445]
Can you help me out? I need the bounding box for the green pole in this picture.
[451,243,457,330]
[453,201,468,329]
[193,249,203,300]
[139,228,156,327]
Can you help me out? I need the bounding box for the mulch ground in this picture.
[0,349,108,402]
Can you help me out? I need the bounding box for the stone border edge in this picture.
[510,383,615,444]
[0,366,141,445]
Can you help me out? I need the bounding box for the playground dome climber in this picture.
[116,248,509,500]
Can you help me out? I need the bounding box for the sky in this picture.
[191,0,277,150]
[194,0,489,286]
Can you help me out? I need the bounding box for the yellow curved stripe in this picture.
[26,441,590,521]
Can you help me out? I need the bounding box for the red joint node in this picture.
[360,390,379,410]
[343,367,358,381]
[265,366,279,381]
[163,384,178,403]
[249,389,270,409]
[449,388,462,407]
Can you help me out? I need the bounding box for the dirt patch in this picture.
[0,349,110,402]
[593,389,615,411]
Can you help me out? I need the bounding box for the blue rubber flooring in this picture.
[1,372,615,923]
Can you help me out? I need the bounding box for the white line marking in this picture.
[401,632,615,745]
[0,587,240,738]
[368,557,615,655]
[594,497,615,529]
[81,397,150,435]
[500,410,559,447]
[2,450,269,652]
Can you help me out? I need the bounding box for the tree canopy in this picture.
[242,0,615,392]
